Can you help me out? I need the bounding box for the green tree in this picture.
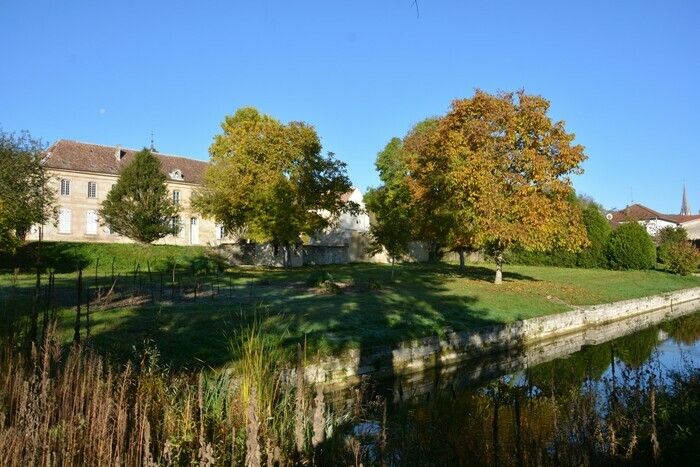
[364,138,414,277]
[576,200,612,268]
[407,90,588,283]
[194,107,353,267]
[605,222,656,270]
[0,129,55,251]
[99,149,180,244]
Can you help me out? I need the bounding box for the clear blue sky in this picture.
[1,0,698,213]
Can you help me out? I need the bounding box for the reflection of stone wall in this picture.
[301,287,700,389]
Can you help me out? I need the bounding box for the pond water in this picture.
[330,309,700,466]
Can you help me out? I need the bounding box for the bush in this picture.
[606,222,656,270]
[577,204,612,268]
[505,247,577,267]
[664,241,700,275]
[305,270,333,287]
[656,226,688,264]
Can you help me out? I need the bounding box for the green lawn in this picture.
[2,242,699,369]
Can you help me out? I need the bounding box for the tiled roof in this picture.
[43,140,208,184]
[609,203,700,225]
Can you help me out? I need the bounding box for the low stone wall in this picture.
[303,287,700,387]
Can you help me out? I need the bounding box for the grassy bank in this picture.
[3,254,698,367]
[2,242,699,367]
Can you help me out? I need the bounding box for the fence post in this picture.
[74,265,82,344]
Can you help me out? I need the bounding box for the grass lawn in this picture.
[2,243,699,368]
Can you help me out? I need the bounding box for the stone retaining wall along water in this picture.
[304,287,700,387]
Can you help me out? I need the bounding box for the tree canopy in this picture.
[0,129,55,252]
[193,107,354,262]
[405,90,588,283]
[364,137,415,274]
[99,149,180,244]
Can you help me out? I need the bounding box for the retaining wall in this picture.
[303,287,700,387]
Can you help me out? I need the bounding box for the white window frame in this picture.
[85,210,99,235]
[215,223,225,240]
[87,181,97,198]
[60,179,71,196]
[58,208,72,234]
[173,190,180,204]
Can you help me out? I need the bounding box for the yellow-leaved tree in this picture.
[407,90,588,283]
[193,107,354,267]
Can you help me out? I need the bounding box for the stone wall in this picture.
[301,287,700,388]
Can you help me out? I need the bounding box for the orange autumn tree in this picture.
[408,90,588,284]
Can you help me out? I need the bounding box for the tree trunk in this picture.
[494,251,503,284]
[458,249,465,270]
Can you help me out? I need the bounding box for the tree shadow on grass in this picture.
[65,262,521,373]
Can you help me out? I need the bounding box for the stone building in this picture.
[27,140,224,246]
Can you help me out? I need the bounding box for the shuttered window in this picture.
[58,209,71,233]
[86,210,98,235]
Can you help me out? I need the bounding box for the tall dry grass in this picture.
[0,323,337,466]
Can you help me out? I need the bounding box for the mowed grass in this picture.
[2,242,699,368]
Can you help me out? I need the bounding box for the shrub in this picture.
[305,270,333,287]
[505,247,577,267]
[656,226,688,264]
[664,241,700,275]
[606,222,656,270]
[577,204,612,268]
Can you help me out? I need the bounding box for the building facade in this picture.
[28,140,224,246]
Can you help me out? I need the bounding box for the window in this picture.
[190,217,199,244]
[173,190,180,204]
[58,208,71,233]
[60,179,70,196]
[215,223,225,240]
[86,210,98,235]
[87,181,97,198]
[171,217,182,236]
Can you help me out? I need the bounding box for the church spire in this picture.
[680,185,691,215]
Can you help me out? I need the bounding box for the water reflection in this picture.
[328,310,700,466]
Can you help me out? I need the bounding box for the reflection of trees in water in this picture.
[661,312,700,345]
[338,355,699,465]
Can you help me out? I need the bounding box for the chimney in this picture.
[114,144,123,161]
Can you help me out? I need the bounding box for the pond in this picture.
[329,309,700,466]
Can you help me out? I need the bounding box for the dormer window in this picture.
[169,169,184,181]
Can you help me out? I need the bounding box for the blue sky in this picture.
[1,0,698,213]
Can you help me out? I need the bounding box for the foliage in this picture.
[305,270,334,287]
[194,107,354,260]
[505,246,578,267]
[576,201,612,268]
[0,128,55,251]
[656,226,688,264]
[99,148,180,243]
[405,90,588,282]
[606,222,656,270]
[663,241,700,275]
[364,138,414,265]
[402,118,453,261]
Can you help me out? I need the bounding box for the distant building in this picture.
[309,187,370,246]
[608,192,700,241]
